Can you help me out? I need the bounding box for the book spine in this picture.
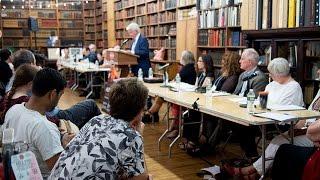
[257,0,263,29]
[299,0,305,26]
[317,0,320,25]
[288,0,296,27]
[267,0,272,28]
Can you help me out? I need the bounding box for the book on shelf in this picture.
[287,42,297,67]
[178,0,196,7]
[305,41,320,57]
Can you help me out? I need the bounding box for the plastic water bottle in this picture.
[95,60,99,68]
[206,80,212,93]
[175,73,181,91]
[148,67,153,78]
[247,89,255,114]
[138,68,143,81]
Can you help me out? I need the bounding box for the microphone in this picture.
[192,97,200,111]
[242,71,259,81]
[158,63,170,70]
[120,39,129,48]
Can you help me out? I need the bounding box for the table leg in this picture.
[86,72,94,99]
[261,124,266,179]
[158,102,170,151]
[169,105,182,158]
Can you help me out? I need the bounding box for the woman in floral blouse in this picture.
[49,78,152,180]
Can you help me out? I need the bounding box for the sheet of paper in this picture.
[11,151,43,180]
[201,165,220,176]
[211,92,230,97]
[168,82,196,92]
[253,112,297,122]
[267,104,305,111]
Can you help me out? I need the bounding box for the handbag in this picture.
[302,148,320,180]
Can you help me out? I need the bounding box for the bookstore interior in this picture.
[0,0,320,179]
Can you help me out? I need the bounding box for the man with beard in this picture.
[1,68,74,178]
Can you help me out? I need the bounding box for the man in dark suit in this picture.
[126,22,151,77]
[232,48,269,158]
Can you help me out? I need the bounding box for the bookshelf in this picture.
[58,0,84,47]
[197,0,244,77]
[243,27,320,105]
[95,0,103,50]
[102,0,108,49]
[83,0,96,47]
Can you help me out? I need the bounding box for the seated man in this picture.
[49,78,152,179]
[231,48,269,158]
[1,68,74,178]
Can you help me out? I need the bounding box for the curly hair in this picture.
[0,64,39,123]
[221,51,242,77]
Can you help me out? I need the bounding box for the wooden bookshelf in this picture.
[197,0,243,77]
[102,0,108,49]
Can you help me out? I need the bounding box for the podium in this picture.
[106,49,139,65]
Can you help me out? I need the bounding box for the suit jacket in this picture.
[131,35,151,76]
[233,67,268,97]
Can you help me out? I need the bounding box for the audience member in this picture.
[1,68,75,178]
[223,58,305,179]
[0,48,13,71]
[57,48,71,71]
[87,44,98,63]
[49,78,152,180]
[0,52,13,98]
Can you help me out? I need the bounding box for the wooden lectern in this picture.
[106,49,139,65]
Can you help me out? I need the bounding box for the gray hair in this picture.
[242,48,259,63]
[180,50,195,65]
[126,22,140,33]
[268,57,290,76]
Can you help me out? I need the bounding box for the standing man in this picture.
[87,44,98,63]
[126,22,151,77]
[232,48,269,159]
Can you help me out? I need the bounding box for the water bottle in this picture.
[175,73,181,91]
[95,60,99,68]
[206,80,212,93]
[148,67,153,78]
[138,68,143,81]
[247,89,255,114]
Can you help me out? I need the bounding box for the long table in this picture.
[144,83,320,177]
[61,61,110,99]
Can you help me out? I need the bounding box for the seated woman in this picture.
[166,54,215,139]
[143,50,197,122]
[49,78,152,179]
[195,54,214,88]
[0,64,101,129]
[196,52,242,151]
[212,51,242,92]
[56,48,71,71]
[223,57,305,179]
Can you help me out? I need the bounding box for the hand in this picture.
[136,122,145,135]
[61,133,76,148]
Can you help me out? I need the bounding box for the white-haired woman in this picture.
[224,57,307,179]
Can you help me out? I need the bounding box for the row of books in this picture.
[227,31,241,46]
[1,10,28,18]
[122,0,135,8]
[3,39,30,47]
[96,16,103,24]
[159,11,176,22]
[226,6,240,26]
[84,10,95,17]
[85,34,95,40]
[137,16,147,26]
[85,26,95,32]
[60,30,83,37]
[137,5,145,15]
[3,19,28,28]
[96,24,103,32]
[178,0,196,7]
[125,8,135,17]
[241,0,320,30]
[198,29,226,46]
[207,50,224,66]
[84,1,95,10]
[160,24,176,35]
[160,38,177,48]
[30,11,56,19]
[167,49,176,61]
[3,29,30,36]
[59,12,82,19]
[36,30,57,38]
[147,2,158,13]
[178,7,197,20]
[60,20,83,28]
[306,41,320,57]
[39,19,58,28]
[96,8,102,16]
[59,3,82,10]
[197,0,242,10]
[198,8,226,28]
[148,14,158,24]
[136,0,145,5]
[159,0,177,10]
[84,18,95,24]
[60,39,83,47]
[115,20,125,29]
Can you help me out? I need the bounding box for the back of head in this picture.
[0,48,12,62]
[181,50,195,65]
[32,68,66,97]
[89,44,96,52]
[242,48,259,65]
[221,51,241,76]
[12,49,36,70]
[109,78,148,122]
[268,57,290,77]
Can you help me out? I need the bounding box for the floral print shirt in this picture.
[49,114,145,180]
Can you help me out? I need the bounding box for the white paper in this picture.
[267,104,305,111]
[168,82,196,92]
[253,112,297,122]
[201,165,221,176]
[211,91,230,97]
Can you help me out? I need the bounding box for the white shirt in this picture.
[131,33,141,54]
[265,80,304,108]
[1,103,63,178]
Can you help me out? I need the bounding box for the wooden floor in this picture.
[58,89,244,180]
